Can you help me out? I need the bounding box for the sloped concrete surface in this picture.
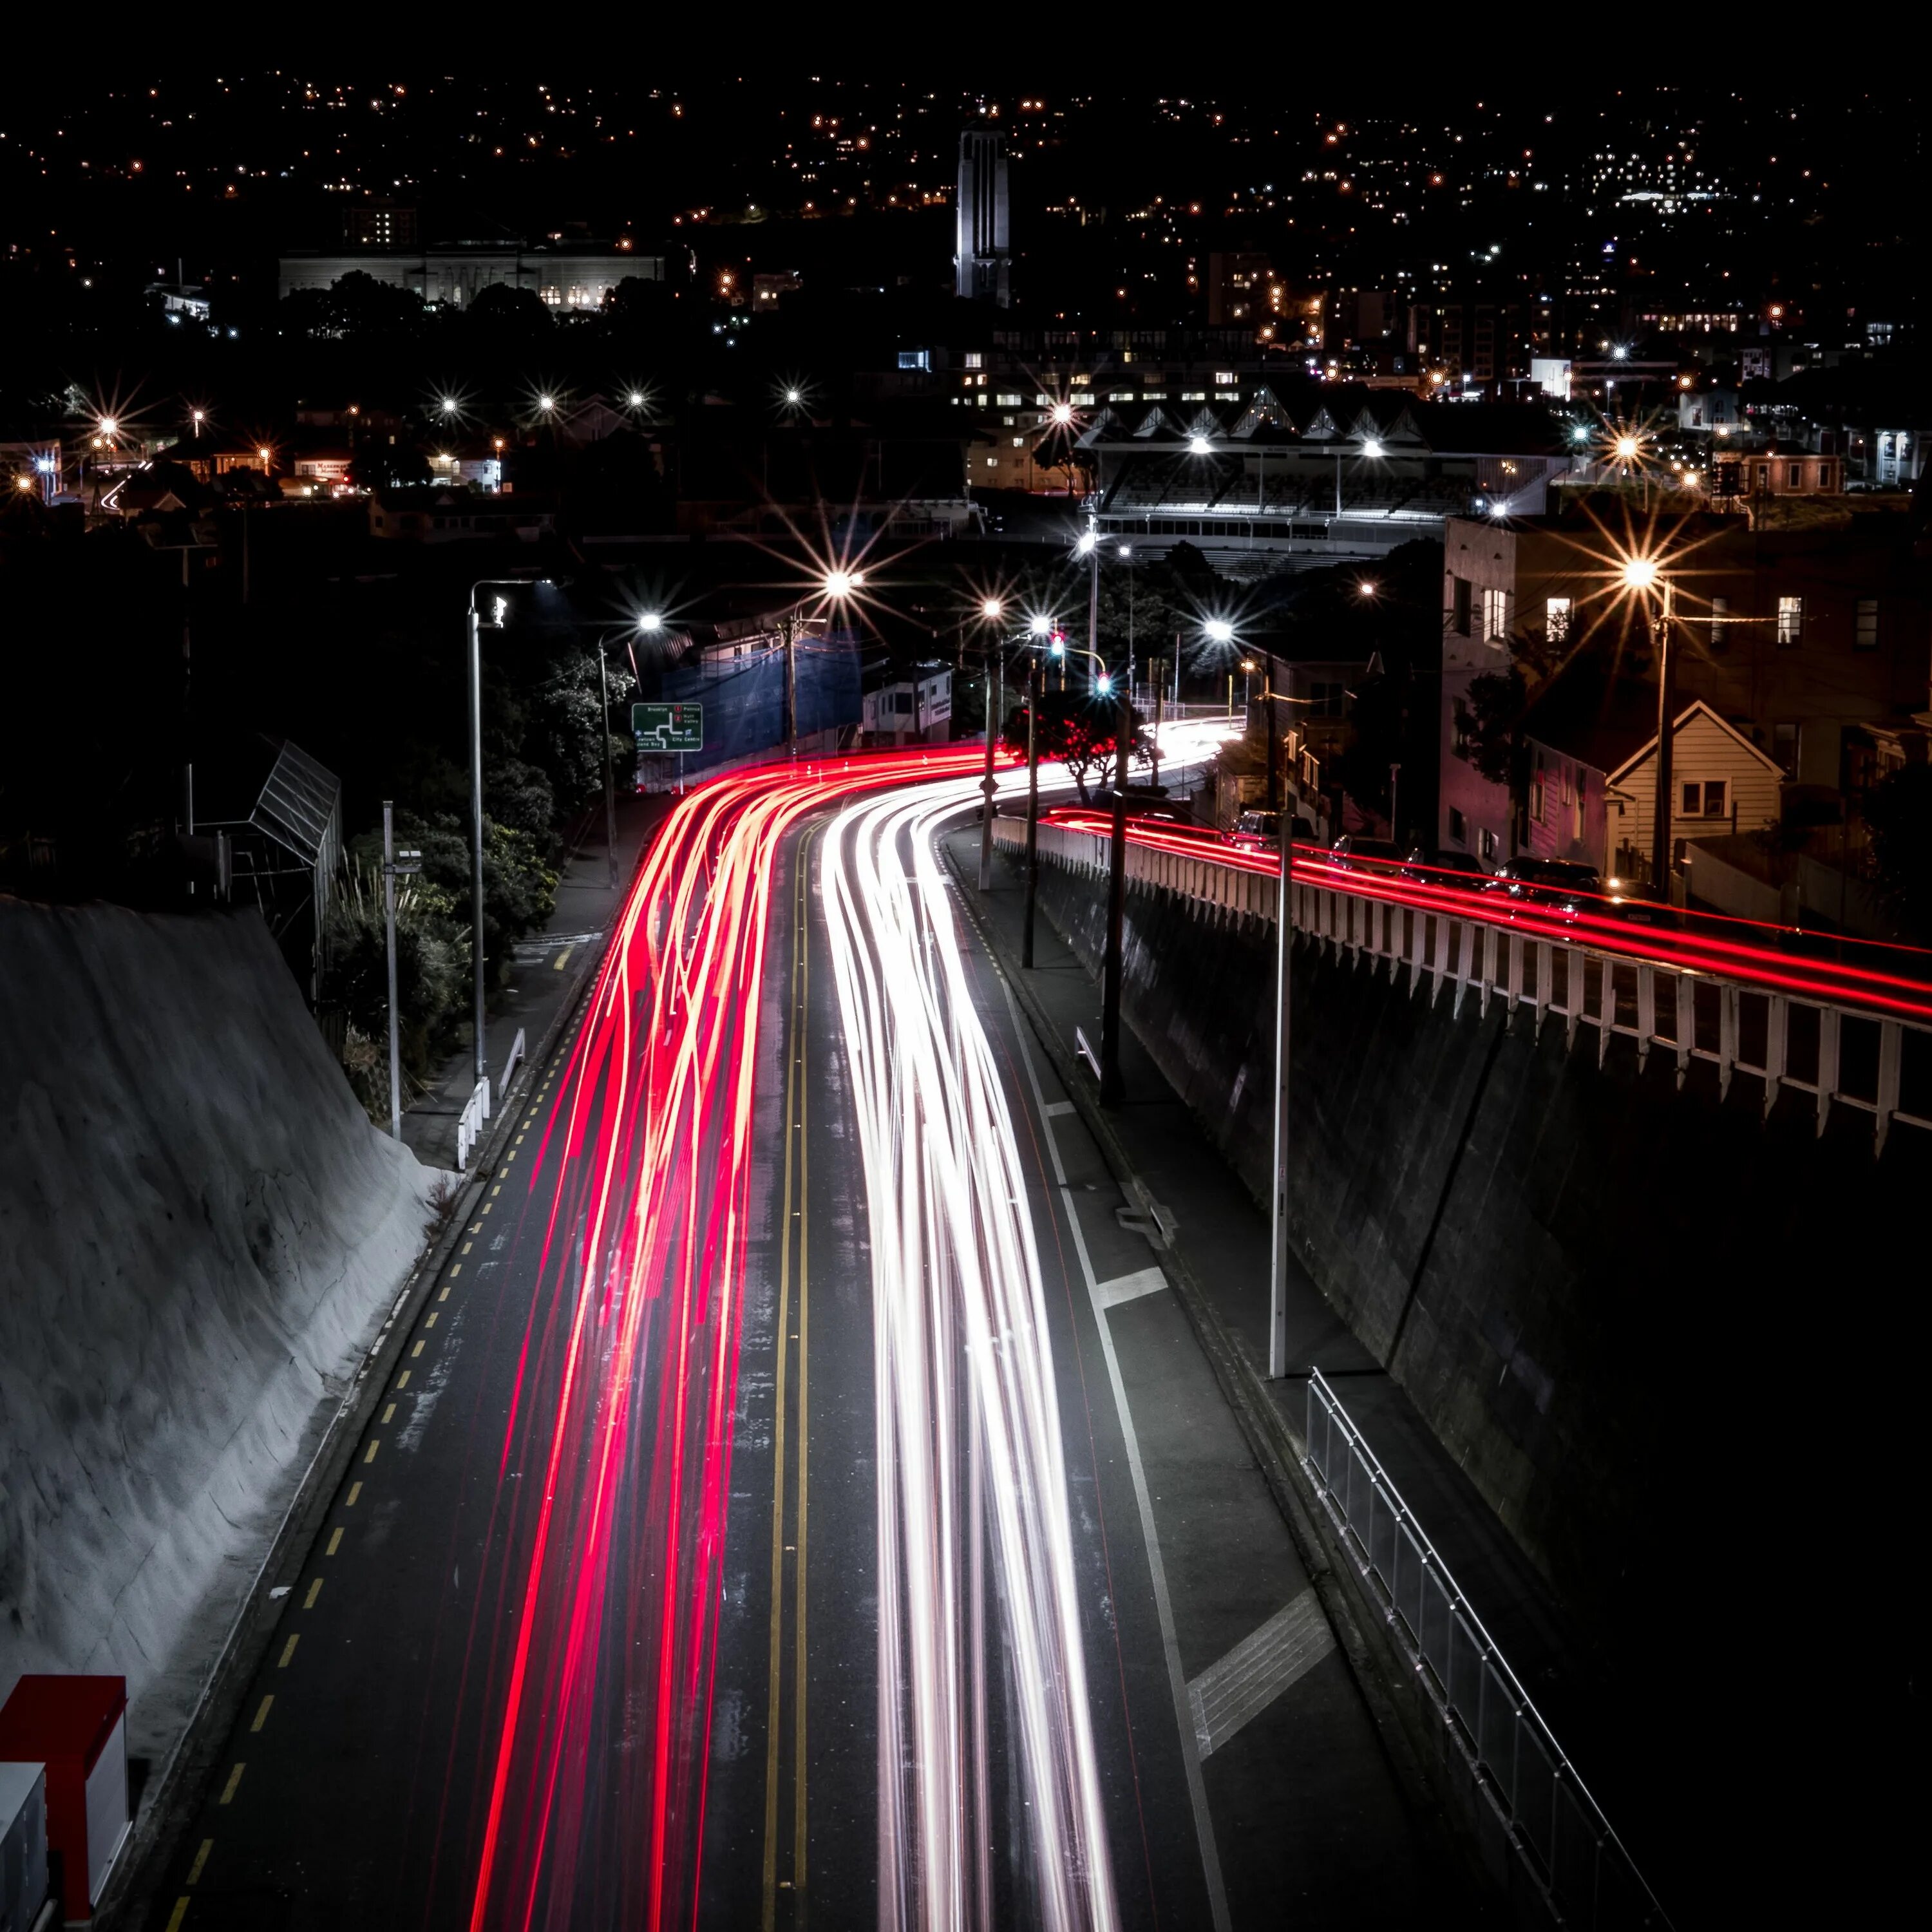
[0,897,440,1770]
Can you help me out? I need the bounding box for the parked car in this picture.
[1222,809,1283,853]
[1330,835,1408,873]
[1598,878,1681,929]
[1481,857,1604,916]
[1400,846,1489,889]
[1090,786,1197,828]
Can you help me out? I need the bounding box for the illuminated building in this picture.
[954,129,1010,306]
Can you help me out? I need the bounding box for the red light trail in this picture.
[1038,808,1932,1025]
[464,748,989,1932]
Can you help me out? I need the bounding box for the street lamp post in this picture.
[1101,670,1131,1107]
[466,577,565,1088]
[1268,803,1293,1377]
[597,633,620,890]
[1620,558,1676,896]
[1023,625,1048,966]
[1649,576,1676,897]
[978,598,1005,892]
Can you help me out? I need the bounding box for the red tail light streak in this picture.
[466,748,990,1932]
[1039,810,1932,1025]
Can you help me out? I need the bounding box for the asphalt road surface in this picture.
[146,751,1465,1931]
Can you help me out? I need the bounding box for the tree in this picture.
[465,282,554,341]
[1463,665,1527,788]
[348,443,432,492]
[1004,690,1146,803]
[1864,763,1932,944]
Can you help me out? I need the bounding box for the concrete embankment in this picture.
[1022,856,1932,1638]
[0,897,439,1771]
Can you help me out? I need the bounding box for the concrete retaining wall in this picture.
[1024,856,1932,1635]
[0,898,439,1766]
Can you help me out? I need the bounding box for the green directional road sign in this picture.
[632,701,704,753]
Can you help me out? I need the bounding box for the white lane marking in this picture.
[1186,1590,1336,1759]
[1095,1267,1168,1311]
[1000,978,1234,1932]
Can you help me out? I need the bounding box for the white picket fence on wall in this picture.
[990,815,1932,1152]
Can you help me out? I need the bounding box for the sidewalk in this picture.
[945,829,1635,1862]
[402,793,668,1170]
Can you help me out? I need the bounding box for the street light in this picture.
[464,578,573,1089]
[976,600,1013,889]
[1620,556,1678,897]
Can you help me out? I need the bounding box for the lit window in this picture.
[1776,595,1804,646]
[1215,370,1236,384]
[963,352,983,370]
[1709,595,1730,649]
[997,392,1023,406]
[1855,598,1879,650]
[1482,587,1508,642]
[1545,596,1571,641]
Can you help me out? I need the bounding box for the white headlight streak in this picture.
[823,773,1121,1932]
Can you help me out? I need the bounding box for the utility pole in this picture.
[1100,679,1130,1106]
[1649,579,1676,899]
[1023,658,1041,968]
[1268,805,1293,1378]
[1265,662,1281,815]
[1149,659,1163,792]
[785,613,799,756]
[978,650,998,891]
[598,636,620,889]
[467,601,488,1086]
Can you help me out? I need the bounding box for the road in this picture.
[145,749,1467,1931]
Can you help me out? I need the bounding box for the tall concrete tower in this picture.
[954,129,1010,306]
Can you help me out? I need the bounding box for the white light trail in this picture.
[822,771,1119,1932]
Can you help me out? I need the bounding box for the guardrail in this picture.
[455,1076,491,1171]
[500,1026,527,1100]
[1305,1370,1670,1930]
[990,816,1932,1151]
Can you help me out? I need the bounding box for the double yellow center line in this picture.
[762,831,813,1929]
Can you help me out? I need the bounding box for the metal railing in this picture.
[992,815,1932,1151]
[1304,1370,1671,1929]
[455,1075,491,1171]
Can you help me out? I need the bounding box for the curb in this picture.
[95,862,629,1932]
[942,833,1502,1920]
